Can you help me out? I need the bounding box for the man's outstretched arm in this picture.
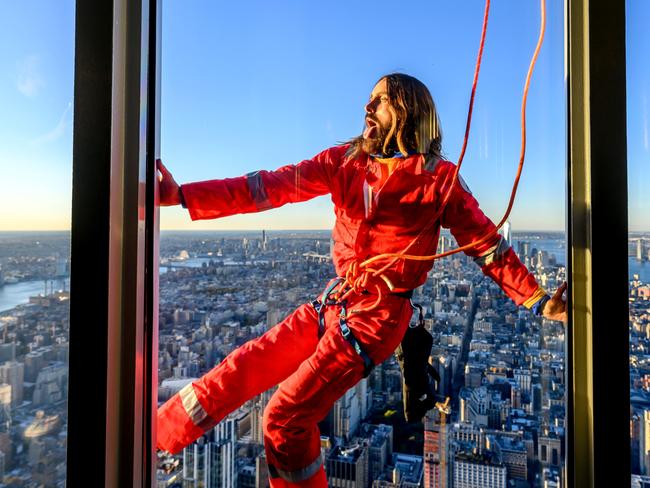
[157,145,347,220]
[439,163,567,323]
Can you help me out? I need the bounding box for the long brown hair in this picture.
[347,73,443,159]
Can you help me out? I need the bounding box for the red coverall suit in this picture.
[156,144,546,487]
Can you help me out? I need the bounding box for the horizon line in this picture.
[3,228,648,234]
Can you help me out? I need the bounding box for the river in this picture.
[0,278,69,313]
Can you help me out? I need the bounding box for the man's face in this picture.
[362,78,395,154]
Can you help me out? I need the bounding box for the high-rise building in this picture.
[372,453,424,487]
[467,387,489,427]
[182,418,237,488]
[437,356,453,398]
[55,255,68,277]
[326,444,368,488]
[513,369,532,395]
[0,361,23,407]
[641,410,650,475]
[449,423,485,452]
[423,411,449,488]
[265,300,282,331]
[489,435,527,481]
[32,363,66,406]
[532,383,543,414]
[359,424,393,482]
[251,388,275,445]
[439,236,448,254]
[452,451,506,488]
[538,430,562,468]
[637,239,644,260]
[511,385,522,409]
[255,451,270,488]
[332,377,369,441]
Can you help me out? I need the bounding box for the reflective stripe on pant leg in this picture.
[157,302,321,454]
[269,463,327,488]
[269,456,323,484]
[157,393,208,454]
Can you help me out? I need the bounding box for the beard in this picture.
[360,117,397,156]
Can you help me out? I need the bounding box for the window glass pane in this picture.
[627,1,650,485]
[0,2,74,485]
[157,2,567,487]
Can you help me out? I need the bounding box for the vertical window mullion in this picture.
[68,0,159,486]
[567,1,630,487]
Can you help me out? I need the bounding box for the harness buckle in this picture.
[339,318,351,340]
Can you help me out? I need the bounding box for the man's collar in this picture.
[370,150,413,159]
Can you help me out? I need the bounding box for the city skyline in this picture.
[1,228,649,485]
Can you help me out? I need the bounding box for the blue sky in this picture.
[0,1,647,231]
[627,0,650,232]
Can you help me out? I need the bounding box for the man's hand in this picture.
[542,282,568,324]
[157,159,182,206]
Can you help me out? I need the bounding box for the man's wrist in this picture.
[532,294,551,316]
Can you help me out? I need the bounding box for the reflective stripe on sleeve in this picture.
[269,455,323,483]
[246,171,273,210]
[523,286,549,310]
[179,383,217,432]
[473,235,511,267]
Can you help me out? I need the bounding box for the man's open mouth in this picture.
[363,117,379,139]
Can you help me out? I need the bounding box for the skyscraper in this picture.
[452,451,506,488]
[182,418,237,488]
[331,378,369,441]
[359,423,393,482]
[251,388,275,445]
[423,411,449,488]
[641,410,650,475]
[326,444,369,488]
[0,361,23,407]
[513,369,532,395]
[490,435,527,481]
[637,239,644,261]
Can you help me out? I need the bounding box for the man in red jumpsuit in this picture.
[156,73,567,487]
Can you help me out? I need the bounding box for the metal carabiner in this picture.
[409,299,425,328]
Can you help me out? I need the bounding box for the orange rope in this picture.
[340,0,547,313]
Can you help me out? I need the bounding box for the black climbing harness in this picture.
[310,278,419,379]
[311,277,375,378]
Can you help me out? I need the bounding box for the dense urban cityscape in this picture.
[0,230,648,487]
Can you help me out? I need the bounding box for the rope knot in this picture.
[336,260,395,314]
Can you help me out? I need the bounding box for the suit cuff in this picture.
[522,286,549,310]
